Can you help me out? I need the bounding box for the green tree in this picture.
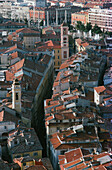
[92,24,102,34]
[76,21,85,32]
[80,24,85,32]
[69,24,74,31]
[86,22,92,32]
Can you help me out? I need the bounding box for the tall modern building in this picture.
[89,8,112,32]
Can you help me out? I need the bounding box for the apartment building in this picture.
[89,8,112,32]
[8,127,43,160]
[29,7,45,22]
[71,11,88,26]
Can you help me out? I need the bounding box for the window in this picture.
[57,127,60,130]
[33,152,38,156]
[63,28,67,35]
[58,50,59,53]
[63,51,67,58]
[14,140,18,145]
[58,56,59,59]
[16,93,18,100]
[4,126,7,129]
[63,37,67,41]
[15,155,21,158]
[58,61,60,65]
[23,163,26,166]
[23,154,29,157]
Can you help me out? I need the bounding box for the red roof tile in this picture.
[82,42,89,47]
[94,86,106,94]
[65,148,83,163]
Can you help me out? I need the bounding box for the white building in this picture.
[89,8,112,32]
[94,86,107,105]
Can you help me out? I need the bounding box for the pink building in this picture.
[71,11,88,26]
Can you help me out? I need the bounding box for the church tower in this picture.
[12,79,21,112]
[61,22,69,63]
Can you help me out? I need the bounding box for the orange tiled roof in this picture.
[53,81,60,87]
[5,44,17,53]
[82,42,89,47]
[45,115,54,122]
[63,95,79,102]
[94,86,106,94]
[65,148,83,163]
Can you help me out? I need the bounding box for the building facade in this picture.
[45,7,71,26]
[71,11,88,26]
[89,8,112,32]
[12,79,21,113]
[61,23,69,63]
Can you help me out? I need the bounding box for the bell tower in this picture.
[12,79,21,112]
[61,22,69,63]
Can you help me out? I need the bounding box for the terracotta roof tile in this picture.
[53,81,60,87]
[94,86,106,94]
[63,159,83,168]
[65,148,83,163]
[82,42,89,47]
[58,155,65,160]
[45,115,54,122]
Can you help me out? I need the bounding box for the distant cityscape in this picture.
[0,0,112,169]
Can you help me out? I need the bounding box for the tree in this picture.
[80,24,85,32]
[92,24,102,34]
[76,21,81,30]
[86,22,92,32]
[76,21,85,32]
[69,24,74,31]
